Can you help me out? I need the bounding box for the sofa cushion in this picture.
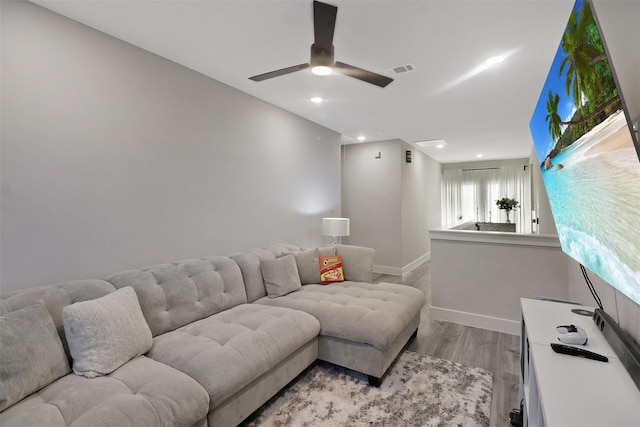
[108,256,247,336]
[0,356,209,427]
[256,282,426,350]
[336,245,375,282]
[292,248,320,284]
[62,287,153,378]
[0,280,117,360]
[0,301,70,412]
[229,248,276,302]
[319,246,337,257]
[260,255,301,298]
[147,303,320,409]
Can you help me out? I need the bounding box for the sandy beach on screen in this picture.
[584,124,634,157]
[582,110,635,157]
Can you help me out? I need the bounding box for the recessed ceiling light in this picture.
[310,97,323,103]
[476,154,484,158]
[357,136,366,142]
[415,139,447,148]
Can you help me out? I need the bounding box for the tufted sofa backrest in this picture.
[107,256,247,337]
[229,248,275,302]
[229,244,301,302]
[0,280,117,360]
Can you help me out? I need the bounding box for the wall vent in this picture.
[388,63,416,75]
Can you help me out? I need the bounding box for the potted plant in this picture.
[496,197,519,223]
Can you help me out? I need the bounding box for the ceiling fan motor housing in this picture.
[310,43,334,67]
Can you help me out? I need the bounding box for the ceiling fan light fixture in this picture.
[311,65,333,76]
[310,43,334,76]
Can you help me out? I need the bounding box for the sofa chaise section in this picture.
[107,255,321,427]
[256,281,425,384]
[232,244,427,385]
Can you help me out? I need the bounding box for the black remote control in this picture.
[550,343,608,362]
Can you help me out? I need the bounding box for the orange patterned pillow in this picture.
[319,255,344,284]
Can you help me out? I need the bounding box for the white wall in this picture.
[0,1,341,291]
[529,147,557,235]
[567,260,640,346]
[430,231,569,335]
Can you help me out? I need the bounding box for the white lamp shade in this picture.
[322,218,350,237]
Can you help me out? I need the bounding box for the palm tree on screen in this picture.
[559,0,601,107]
[545,91,564,142]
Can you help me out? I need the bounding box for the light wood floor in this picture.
[373,261,521,427]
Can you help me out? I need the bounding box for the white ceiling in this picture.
[33,0,575,163]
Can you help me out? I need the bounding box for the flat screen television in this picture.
[529,0,640,309]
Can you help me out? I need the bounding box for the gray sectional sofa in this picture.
[0,244,426,427]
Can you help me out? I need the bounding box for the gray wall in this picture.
[401,142,441,267]
[342,139,440,273]
[342,140,402,270]
[592,0,640,125]
[1,1,341,291]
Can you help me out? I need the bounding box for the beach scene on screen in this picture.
[529,0,640,305]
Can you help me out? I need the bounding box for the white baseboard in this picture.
[373,252,431,277]
[373,265,403,276]
[402,252,430,274]
[430,306,521,336]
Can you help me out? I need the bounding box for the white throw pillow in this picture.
[62,286,153,378]
[260,255,302,298]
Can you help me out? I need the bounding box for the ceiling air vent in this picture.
[389,63,416,75]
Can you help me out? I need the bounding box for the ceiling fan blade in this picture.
[249,64,310,82]
[313,1,337,51]
[334,62,394,88]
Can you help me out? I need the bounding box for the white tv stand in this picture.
[519,298,640,426]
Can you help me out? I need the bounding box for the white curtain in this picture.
[441,165,531,232]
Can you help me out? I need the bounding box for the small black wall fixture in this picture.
[405,150,412,163]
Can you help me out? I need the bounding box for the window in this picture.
[442,165,531,232]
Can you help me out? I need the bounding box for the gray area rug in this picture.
[244,350,493,427]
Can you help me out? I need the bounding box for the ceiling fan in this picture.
[249,1,393,88]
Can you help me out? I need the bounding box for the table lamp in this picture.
[322,218,350,244]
